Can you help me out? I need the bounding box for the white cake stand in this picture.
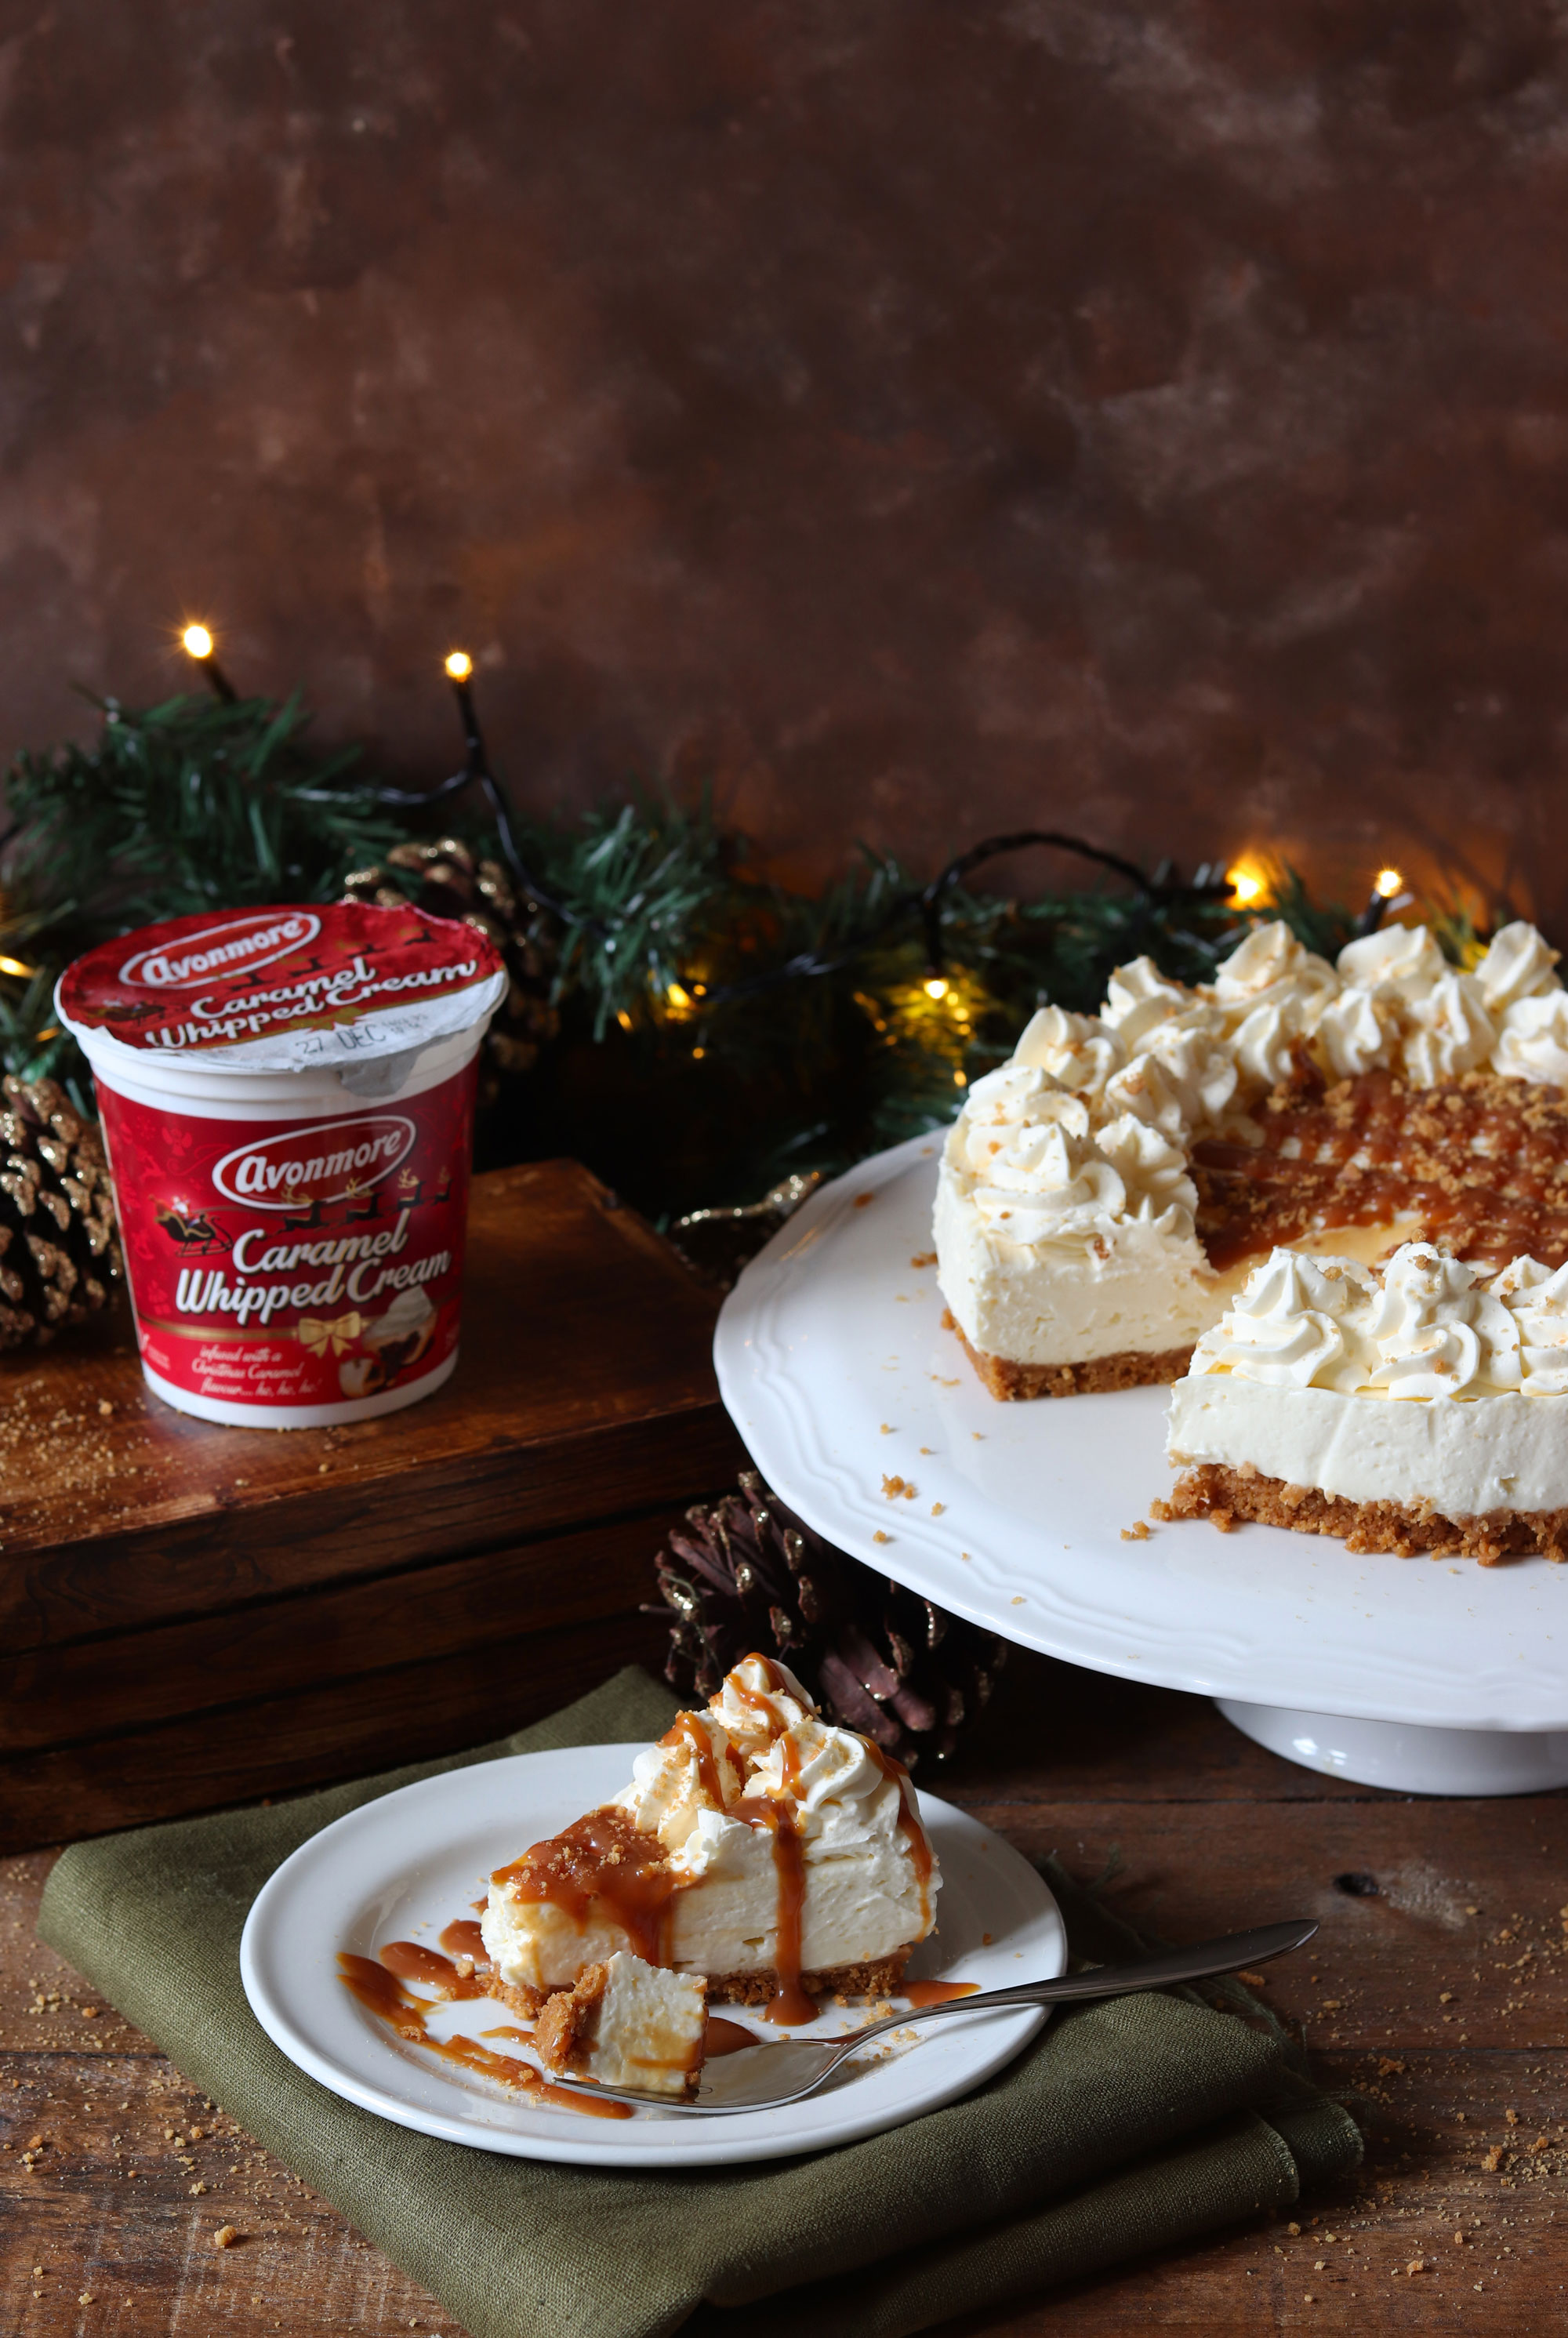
[713,1135,1568,1797]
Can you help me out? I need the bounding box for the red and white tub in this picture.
[56,901,507,1427]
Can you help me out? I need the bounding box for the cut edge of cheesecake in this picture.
[946,1312,1195,1400]
[1156,1461,1568,1567]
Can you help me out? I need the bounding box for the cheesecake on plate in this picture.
[1160,1241,1568,1562]
[935,919,1568,1400]
[534,1951,709,2100]
[480,1654,939,2021]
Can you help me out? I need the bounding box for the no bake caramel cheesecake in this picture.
[1161,1242,1568,1561]
[481,1654,938,2022]
[935,919,1568,1399]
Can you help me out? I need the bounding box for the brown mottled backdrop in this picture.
[2,2,1566,924]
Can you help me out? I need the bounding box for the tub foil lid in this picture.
[57,902,507,1075]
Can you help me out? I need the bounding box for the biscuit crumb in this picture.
[854,1193,874,1208]
[1483,2144,1506,2170]
[931,1501,945,1515]
[213,2225,241,2249]
[1120,1520,1149,1541]
[909,1251,936,1267]
[880,1474,916,1500]
[873,1530,890,1545]
[880,1423,893,1434]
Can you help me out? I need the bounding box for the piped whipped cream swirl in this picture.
[1189,1240,1568,1400]
[1317,925,1498,1084]
[946,1062,1196,1247]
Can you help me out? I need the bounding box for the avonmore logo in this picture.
[212,1114,416,1210]
[120,910,322,989]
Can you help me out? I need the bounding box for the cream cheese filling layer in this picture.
[1166,1373,1568,1516]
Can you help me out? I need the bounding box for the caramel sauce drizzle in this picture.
[1194,1066,1568,1276]
[704,2015,759,2057]
[336,1948,630,2118]
[903,1980,979,2006]
[492,1806,684,1967]
[659,1710,738,1808]
[730,1727,815,2025]
[438,1919,488,1964]
[860,1738,934,1932]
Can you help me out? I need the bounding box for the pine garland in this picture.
[0,677,1486,1218]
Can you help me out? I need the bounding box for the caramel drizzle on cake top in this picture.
[1195,1065,1568,1276]
[493,1806,682,1970]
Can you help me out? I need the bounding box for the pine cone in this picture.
[341,837,560,1094]
[0,1076,122,1347]
[652,1469,1008,1768]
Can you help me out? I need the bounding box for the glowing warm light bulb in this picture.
[1225,862,1267,907]
[445,650,474,681]
[1374,867,1403,899]
[666,981,693,1011]
[924,976,950,1000]
[0,954,34,978]
[182,625,214,661]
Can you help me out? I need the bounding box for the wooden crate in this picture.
[0,1160,747,1850]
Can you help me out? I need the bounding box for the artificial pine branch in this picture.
[5,689,405,957]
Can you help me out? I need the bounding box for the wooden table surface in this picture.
[4,1646,1566,2334]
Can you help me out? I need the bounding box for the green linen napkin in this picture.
[38,1667,1359,2338]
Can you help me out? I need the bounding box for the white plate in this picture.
[240,1743,1065,2168]
[713,1135,1568,1734]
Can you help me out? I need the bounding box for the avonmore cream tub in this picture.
[56,902,507,1427]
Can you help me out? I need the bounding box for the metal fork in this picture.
[543,1915,1317,2114]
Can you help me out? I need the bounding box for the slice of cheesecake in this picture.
[480,1654,938,2023]
[534,1951,709,2100]
[1160,1242,1568,1561]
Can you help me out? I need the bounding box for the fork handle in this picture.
[848,1917,1316,2052]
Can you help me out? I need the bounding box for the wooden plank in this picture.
[942,1791,1568,2057]
[0,1605,669,1852]
[0,1510,674,1755]
[0,1160,742,1654]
